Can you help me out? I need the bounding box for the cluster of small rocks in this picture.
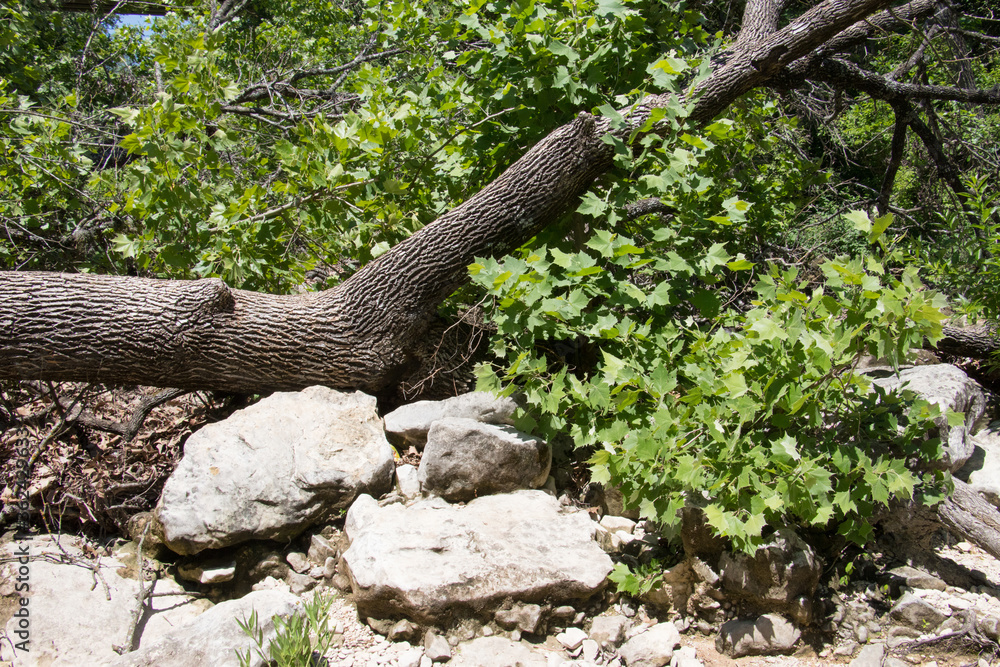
[5,363,1000,667]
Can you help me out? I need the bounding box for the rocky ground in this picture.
[278,536,1000,667]
[2,364,1000,666]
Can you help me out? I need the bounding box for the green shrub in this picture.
[236,592,335,667]
[472,210,953,554]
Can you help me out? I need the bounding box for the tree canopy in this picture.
[3,0,1000,551]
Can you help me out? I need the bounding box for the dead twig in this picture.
[58,387,188,442]
[113,523,153,655]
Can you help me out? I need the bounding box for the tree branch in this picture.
[905,103,985,236]
[811,57,1000,105]
[786,0,938,76]
[230,48,405,108]
[877,102,909,216]
[889,24,939,80]
[654,0,898,126]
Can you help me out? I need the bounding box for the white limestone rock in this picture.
[619,622,681,666]
[888,592,951,629]
[887,565,947,591]
[307,534,337,564]
[849,643,886,667]
[341,490,613,624]
[557,627,588,650]
[719,529,820,608]
[108,590,302,667]
[869,364,985,471]
[0,536,207,666]
[418,418,551,501]
[589,615,630,648]
[384,391,518,447]
[670,646,703,667]
[396,464,422,499]
[286,551,310,574]
[599,515,637,534]
[157,387,394,554]
[177,558,236,584]
[450,637,548,666]
[716,614,800,658]
[956,422,1000,508]
[495,603,543,634]
[423,630,452,662]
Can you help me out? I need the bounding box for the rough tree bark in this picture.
[3,0,994,399]
[936,324,1000,359]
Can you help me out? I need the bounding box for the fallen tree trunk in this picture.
[935,325,1000,360]
[881,479,1000,575]
[0,0,905,396]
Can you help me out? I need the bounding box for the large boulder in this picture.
[418,418,550,501]
[383,391,517,448]
[108,590,303,667]
[869,364,986,471]
[340,490,613,624]
[0,536,208,666]
[157,387,394,554]
[887,591,950,630]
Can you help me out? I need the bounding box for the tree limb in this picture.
[933,324,1000,359]
[905,104,985,236]
[810,58,1000,105]
[877,102,910,216]
[786,0,939,76]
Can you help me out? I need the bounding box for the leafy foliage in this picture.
[909,174,1000,320]
[0,0,711,290]
[472,99,953,551]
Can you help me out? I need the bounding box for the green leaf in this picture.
[596,103,625,128]
[845,210,871,233]
[690,289,719,318]
[680,133,713,150]
[577,192,608,217]
[601,350,628,384]
[703,504,729,536]
[722,372,748,398]
[646,56,687,79]
[770,434,800,462]
[548,40,579,62]
[726,257,754,271]
[108,107,139,124]
[749,316,787,342]
[595,0,629,18]
[701,243,731,272]
[383,179,409,194]
[869,212,893,243]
